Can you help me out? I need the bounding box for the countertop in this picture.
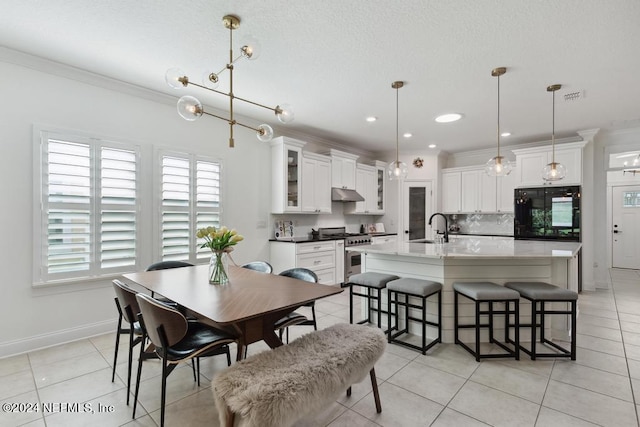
[269,232,397,244]
[346,239,581,259]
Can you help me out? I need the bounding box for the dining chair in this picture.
[275,268,319,343]
[145,261,194,307]
[132,293,236,427]
[240,260,273,274]
[111,279,145,405]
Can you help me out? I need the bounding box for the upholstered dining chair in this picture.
[240,260,273,274]
[132,293,236,427]
[111,279,145,405]
[275,268,319,343]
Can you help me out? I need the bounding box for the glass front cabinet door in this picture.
[271,137,306,213]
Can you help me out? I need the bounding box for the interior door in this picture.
[612,185,640,269]
[402,180,433,241]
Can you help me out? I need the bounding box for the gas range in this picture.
[318,227,371,246]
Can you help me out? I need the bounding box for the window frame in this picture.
[32,125,142,286]
[154,148,225,265]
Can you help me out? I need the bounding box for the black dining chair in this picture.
[275,268,319,343]
[132,293,236,427]
[241,261,273,274]
[145,261,194,307]
[111,280,145,405]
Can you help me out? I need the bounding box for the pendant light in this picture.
[387,81,408,180]
[542,84,566,181]
[485,67,513,177]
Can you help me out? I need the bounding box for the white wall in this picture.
[0,57,277,357]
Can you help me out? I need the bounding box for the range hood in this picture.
[331,187,365,202]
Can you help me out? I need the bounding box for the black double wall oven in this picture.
[514,185,581,242]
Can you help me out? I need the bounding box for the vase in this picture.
[209,251,229,284]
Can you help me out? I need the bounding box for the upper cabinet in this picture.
[301,153,332,213]
[345,161,386,215]
[513,141,587,187]
[329,149,358,190]
[441,166,517,214]
[271,137,305,213]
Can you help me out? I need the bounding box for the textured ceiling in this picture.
[2,0,640,154]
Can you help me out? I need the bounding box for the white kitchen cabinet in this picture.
[443,167,500,213]
[441,171,461,213]
[270,240,337,285]
[371,235,397,245]
[271,136,306,213]
[329,149,358,190]
[513,141,586,187]
[497,168,518,213]
[346,164,377,214]
[335,239,345,284]
[300,153,332,213]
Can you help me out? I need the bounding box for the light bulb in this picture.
[256,124,274,142]
[542,162,566,181]
[275,104,294,123]
[387,160,408,180]
[176,95,203,121]
[485,156,512,177]
[240,36,261,60]
[165,68,188,89]
[202,71,219,89]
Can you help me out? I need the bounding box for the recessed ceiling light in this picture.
[428,144,437,149]
[366,116,377,122]
[435,113,462,123]
[403,133,412,138]
[501,132,511,137]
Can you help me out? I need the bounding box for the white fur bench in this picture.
[212,323,386,427]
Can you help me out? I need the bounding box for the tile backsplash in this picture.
[446,213,514,236]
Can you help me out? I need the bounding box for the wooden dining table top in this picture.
[120,264,343,326]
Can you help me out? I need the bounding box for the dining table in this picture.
[120,264,343,360]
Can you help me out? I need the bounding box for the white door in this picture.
[402,180,433,241]
[612,185,640,269]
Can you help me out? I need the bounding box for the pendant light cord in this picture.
[496,73,501,157]
[551,88,556,163]
[396,85,399,164]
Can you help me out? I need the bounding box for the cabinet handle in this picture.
[314,260,321,265]
[313,246,321,250]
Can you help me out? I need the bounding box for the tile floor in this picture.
[2,268,640,427]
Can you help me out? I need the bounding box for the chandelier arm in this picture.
[201,110,233,123]
[234,121,261,132]
[234,95,280,113]
[213,54,245,77]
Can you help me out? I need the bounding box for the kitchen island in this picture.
[347,238,581,344]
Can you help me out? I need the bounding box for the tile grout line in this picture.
[609,269,640,426]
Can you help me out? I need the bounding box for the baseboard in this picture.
[0,318,115,359]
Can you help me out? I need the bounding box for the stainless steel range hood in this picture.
[331,187,365,202]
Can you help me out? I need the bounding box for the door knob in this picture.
[613,230,621,234]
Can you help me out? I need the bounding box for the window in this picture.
[35,129,140,284]
[623,191,640,207]
[159,152,222,263]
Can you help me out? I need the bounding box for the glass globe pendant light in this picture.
[542,84,566,181]
[387,81,409,180]
[485,67,513,177]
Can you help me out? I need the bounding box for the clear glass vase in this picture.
[209,250,229,284]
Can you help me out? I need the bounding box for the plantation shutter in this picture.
[40,135,139,282]
[160,154,221,262]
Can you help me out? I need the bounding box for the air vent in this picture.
[564,90,584,102]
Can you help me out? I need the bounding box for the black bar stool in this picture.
[505,282,578,360]
[387,278,442,354]
[453,281,520,361]
[348,272,399,329]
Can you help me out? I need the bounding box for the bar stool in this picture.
[348,272,399,329]
[505,282,578,360]
[387,278,442,354]
[453,281,520,361]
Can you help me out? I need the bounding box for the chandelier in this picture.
[165,15,293,147]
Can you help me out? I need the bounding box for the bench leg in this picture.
[369,367,382,413]
[222,405,235,427]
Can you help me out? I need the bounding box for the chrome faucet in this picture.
[428,213,449,243]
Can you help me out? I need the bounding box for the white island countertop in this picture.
[346,239,581,259]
